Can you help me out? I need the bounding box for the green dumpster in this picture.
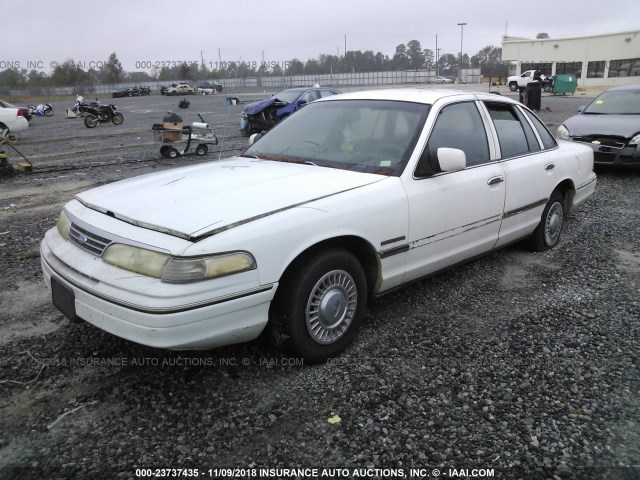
[552,74,577,95]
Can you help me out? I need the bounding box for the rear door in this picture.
[480,101,560,247]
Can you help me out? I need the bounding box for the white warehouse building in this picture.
[502,30,640,88]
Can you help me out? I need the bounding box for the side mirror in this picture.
[249,133,261,146]
[297,99,308,106]
[249,131,267,145]
[416,147,466,176]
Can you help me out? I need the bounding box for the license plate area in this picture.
[51,276,78,321]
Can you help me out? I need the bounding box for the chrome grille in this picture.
[69,223,112,256]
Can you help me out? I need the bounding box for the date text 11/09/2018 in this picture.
[134,467,496,478]
[133,60,291,70]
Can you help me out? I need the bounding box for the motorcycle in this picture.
[27,103,53,117]
[83,103,124,128]
[67,95,99,118]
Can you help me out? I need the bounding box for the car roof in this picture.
[316,88,521,106]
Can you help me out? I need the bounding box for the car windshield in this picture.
[583,89,640,115]
[273,89,307,104]
[243,99,429,176]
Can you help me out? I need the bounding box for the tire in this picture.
[269,249,367,363]
[525,191,566,251]
[111,112,124,125]
[45,108,53,117]
[159,146,171,157]
[509,82,518,92]
[543,84,552,93]
[84,115,98,128]
[195,144,208,156]
[167,147,179,159]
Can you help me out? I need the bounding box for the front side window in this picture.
[300,90,321,103]
[422,102,490,168]
[319,89,339,98]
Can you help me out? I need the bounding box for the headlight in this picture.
[629,133,640,146]
[103,244,170,279]
[557,124,570,140]
[56,210,70,240]
[162,252,256,283]
[102,245,256,283]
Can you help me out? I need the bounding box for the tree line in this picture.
[0,41,511,89]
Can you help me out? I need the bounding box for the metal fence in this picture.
[1,69,481,97]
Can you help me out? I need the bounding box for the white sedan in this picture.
[41,89,596,362]
[0,100,29,133]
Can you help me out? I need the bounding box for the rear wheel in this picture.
[84,115,98,128]
[167,147,179,159]
[544,84,552,93]
[525,190,566,251]
[44,107,53,117]
[509,82,518,92]
[269,249,367,363]
[160,146,171,157]
[111,112,124,125]
[195,144,208,156]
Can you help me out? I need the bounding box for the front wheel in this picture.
[111,112,124,125]
[84,114,98,128]
[509,82,518,92]
[167,147,179,159]
[44,108,54,117]
[525,191,566,251]
[269,249,367,363]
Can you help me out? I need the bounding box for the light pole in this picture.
[457,22,467,83]
[436,48,441,77]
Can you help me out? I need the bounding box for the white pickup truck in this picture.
[508,70,548,91]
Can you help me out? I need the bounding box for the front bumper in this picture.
[41,231,276,350]
[571,140,640,166]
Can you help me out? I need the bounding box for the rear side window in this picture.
[486,104,538,158]
[523,110,557,149]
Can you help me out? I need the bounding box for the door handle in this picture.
[487,176,505,185]
[545,162,555,171]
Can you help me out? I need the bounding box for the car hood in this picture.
[75,157,385,241]
[564,114,640,138]
[242,97,283,115]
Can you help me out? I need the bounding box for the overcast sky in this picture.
[2,0,639,73]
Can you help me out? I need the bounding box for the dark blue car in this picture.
[240,86,340,136]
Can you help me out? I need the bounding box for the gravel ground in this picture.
[0,88,638,480]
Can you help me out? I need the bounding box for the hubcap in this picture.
[544,201,564,246]
[306,270,357,345]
